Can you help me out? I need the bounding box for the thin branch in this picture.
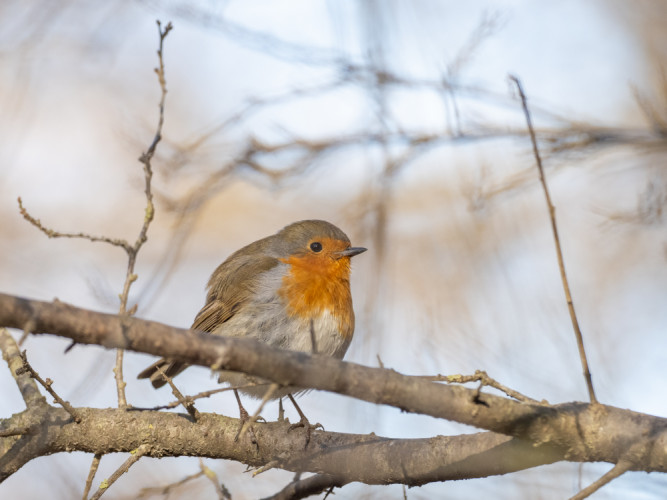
[16,197,131,251]
[129,383,267,412]
[17,318,34,347]
[113,20,173,408]
[424,370,541,404]
[509,75,597,404]
[154,364,200,420]
[16,350,81,422]
[631,83,667,137]
[199,459,231,500]
[137,471,205,498]
[82,454,102,500]
[569,459,632,500]
[261,474,345,500]
[15,22,173,409]
[89,444,151,500]
[0,328,43,407]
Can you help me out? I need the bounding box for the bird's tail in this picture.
[137,359,188,389]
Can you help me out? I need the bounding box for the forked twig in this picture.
[16,20,174,410]
[509,75,597,404]
[113,20,173,408]
[427,370,541,404]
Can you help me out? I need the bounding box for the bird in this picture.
[138,219,366,437]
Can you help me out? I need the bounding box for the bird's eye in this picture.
[310,242,323,253]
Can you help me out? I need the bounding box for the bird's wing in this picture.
[191,254,280,333]
[138,254,280,388]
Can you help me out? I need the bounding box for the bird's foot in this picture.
[233,390,264,447]
[286,394,324,448]
[288,416,324,448]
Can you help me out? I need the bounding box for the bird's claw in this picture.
[288,417,324,448]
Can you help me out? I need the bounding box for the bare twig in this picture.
[17,197,131,251]
[154,364,200,420]
[82,454,102,500]
[261,474,345,500]
[509,75,597,404]
[631,83,667,137]
[199,459,231,500]
[130,383,267,412]
[427,370,541,404]
[16,350,81,422]
[0,328,43,407]
[113,20,173,408]
[252,459,282,477]
[569,459,632,500]
[89,444,151,500]
[17,318,35,347]
[137,471,205,498]
[15,22,174,409]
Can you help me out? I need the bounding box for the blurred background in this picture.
[1,0,666,498]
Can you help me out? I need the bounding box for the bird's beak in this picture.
[335,247,367,259]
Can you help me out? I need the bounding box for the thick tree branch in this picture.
[0,405,561,485]
[0,293,665,480]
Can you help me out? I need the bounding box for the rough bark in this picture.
[0,292,666,485]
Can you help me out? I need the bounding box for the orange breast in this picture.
[278,239,354,339]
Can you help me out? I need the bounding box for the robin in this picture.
[138,219,366,435]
